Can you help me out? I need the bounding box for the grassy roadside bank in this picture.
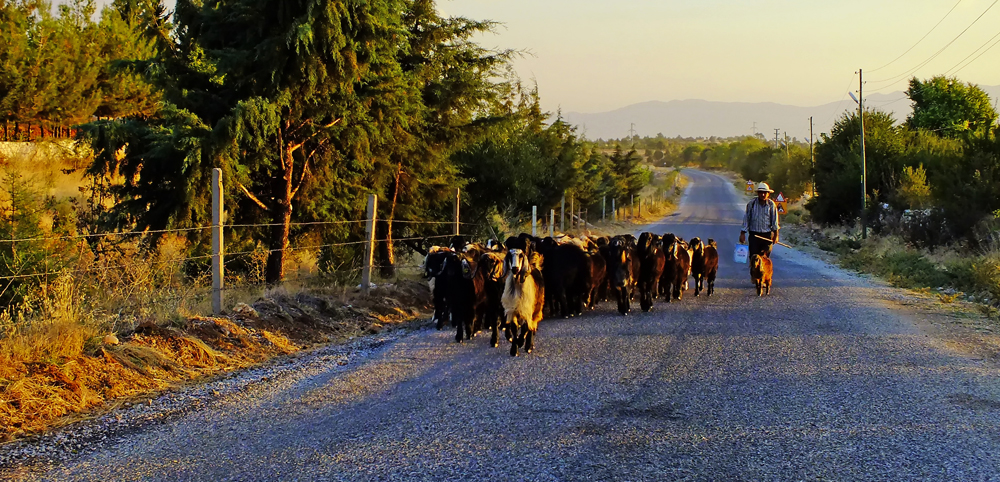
[782,221,1000,323]
[0,280,430,442]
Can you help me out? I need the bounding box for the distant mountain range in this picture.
[562,85,1000,142]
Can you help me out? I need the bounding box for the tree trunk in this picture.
[376,220,394,278]
[265,148,296,284]
[376,162,403,278]
[265,202,292,284]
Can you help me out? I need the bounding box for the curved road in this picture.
[13,170,1000,481]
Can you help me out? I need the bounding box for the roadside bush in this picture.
[836,236,957,290]
[784,208,804,225]
[970,252,1000,302]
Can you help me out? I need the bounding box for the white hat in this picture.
[756,182,774,193]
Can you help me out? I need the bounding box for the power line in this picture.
[822,72,859,129]
[868,0,963,73]
[946,28,1000,74]
[869,0,999,89]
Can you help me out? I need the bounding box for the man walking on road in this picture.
[739,182,780,258]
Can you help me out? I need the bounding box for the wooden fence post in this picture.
[569,197,574,230]
[602,196,606,222]
[212,168,224,315]
[362,194,377,294]
[560,194,566,232]
[454,188,460,237]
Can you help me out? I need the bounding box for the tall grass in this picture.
[816,232,1000,303]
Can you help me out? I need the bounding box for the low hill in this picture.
[563,85,1000,141]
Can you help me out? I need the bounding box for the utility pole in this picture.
[784,132,789,158]
[628,123,637,141]
[859,69,867,239]
[752,121,757,137]
[809,116,815,198]
[773,128,780,149]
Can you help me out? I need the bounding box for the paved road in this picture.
[15,170,1000,481]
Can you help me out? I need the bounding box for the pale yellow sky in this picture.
[439,0,1000,113]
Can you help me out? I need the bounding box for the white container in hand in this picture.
[734,243,749,264]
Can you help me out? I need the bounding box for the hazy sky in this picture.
[91,0,1000,116]
[438,0,1000,113]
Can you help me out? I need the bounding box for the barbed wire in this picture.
[0,226,213,245]
[0,254,215,281]
[0,234,456,282]
[226,220,367,229]
[0,219,475,246]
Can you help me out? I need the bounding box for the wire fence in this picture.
[0,227,463,282]
[0,214,478,333]
[0,181,624,330]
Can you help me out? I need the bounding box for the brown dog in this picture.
[750,254,772,296]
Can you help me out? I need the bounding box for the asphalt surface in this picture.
[10,169,1000,481]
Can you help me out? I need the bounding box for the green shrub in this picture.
[970,253,1000,301]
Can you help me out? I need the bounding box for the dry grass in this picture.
[0,194,430,441]
[0,275,430,441]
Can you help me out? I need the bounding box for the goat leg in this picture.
[490,318,500,348]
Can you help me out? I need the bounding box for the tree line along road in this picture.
[6,169,1000,481]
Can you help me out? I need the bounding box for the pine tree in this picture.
[80,0,521,283]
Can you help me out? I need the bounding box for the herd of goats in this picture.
[421,232,721,357]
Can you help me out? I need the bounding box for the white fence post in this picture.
[612,198,617,222]
[531,205,537,236]
[362,194,377,294]
[549,209,555,237]
[212,168,224,315]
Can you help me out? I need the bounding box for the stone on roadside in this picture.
[232,303,259,319]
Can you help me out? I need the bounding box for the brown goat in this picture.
[690,238,719,297]
[702,239,719,296]
[750,254,772,296]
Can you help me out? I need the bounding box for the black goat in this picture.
[583,249,607,310]
[606,236,634,315]
[479,251,508,347]
[443,252,486,343]
[636,232,665,312]
[538,237,589,318]
[423,247,452,330]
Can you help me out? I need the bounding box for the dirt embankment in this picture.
[0,281,431,442]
